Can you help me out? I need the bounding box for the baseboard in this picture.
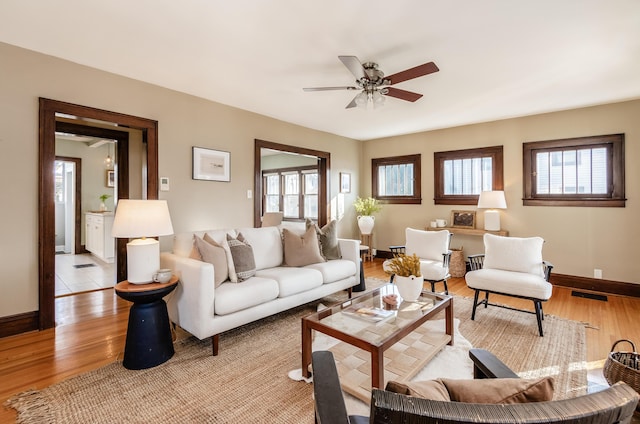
[376,250,639,298]
[550,273,639,298]
[0,311,39,338]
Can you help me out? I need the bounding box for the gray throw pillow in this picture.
[306,218,342,260]
[226,233,256,282]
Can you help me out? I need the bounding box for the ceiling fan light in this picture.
[372,90,385,108]
[355,91,369,108]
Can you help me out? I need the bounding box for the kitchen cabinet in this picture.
[86,212,115,263]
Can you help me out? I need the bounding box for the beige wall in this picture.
[362,100,640,284]
[0,42,360,318]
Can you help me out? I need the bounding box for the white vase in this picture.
[357,215,375,235]
[99,202,106,212]
[394,275,423,302]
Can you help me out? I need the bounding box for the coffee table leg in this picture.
[371,349,384,389]
[446,300,454,346]
[302,319,312,379]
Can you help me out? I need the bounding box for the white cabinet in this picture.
[85,212,115,263]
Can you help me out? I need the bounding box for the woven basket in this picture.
[449,248,466,278]
[603,339,640,410]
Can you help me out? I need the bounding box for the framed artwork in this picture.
[192,147,230,182]
[451,210,476,229]
[340,172,351,193]
[106,170,115,188]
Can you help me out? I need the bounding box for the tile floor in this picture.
[55,253,116,296]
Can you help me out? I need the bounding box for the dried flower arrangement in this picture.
[385,253,422,278]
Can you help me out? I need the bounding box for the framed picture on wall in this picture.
[106,170,115,187]
[192,147,230,182]
[451,210,476,229]
[340,172,351,193]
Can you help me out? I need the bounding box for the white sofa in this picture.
[160,224,360,355]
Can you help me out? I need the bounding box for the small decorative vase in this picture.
[99,202,106,212]
[357,215,375,235]
[394,275,423,302]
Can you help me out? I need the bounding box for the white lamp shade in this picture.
[112,199,174,284]
[477,191,507,209]
[112,199,174,238]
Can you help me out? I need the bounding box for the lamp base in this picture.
[126,238,160,284]
[484,210,501,232]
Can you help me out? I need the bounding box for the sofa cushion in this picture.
[306,219,342,260]
[234,226,283,270]
[465,268,552,300]
[194,235,228,287]
[305,259,356,284]
[405,228,450,262]
[214,277,279,315]
[385,380,451,401]
[483,233,545,277]
[255,267,323,297]
[226,233,256,282]
[283,227,326,267]
[440,376,554,404]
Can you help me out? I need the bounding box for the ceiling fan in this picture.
[303,55,439,109]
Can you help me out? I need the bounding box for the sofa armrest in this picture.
[469,348,519,379]
[337,238,360,281]
[312,351,360,424]
[160,252,216,340]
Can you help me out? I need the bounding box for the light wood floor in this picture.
[1,259,639,422]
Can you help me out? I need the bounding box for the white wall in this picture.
[362,100,640,284]
[0,42,360,318]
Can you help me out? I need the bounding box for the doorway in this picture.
[38,98,159,331]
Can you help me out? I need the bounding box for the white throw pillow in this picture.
[482,233,545,277]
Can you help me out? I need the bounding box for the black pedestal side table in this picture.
[115,276,179,370]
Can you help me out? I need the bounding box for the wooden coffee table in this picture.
[302,284,453,399]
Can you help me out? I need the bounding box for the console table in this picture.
[426,227,508,237]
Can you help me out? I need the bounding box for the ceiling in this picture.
[1,1,640,141]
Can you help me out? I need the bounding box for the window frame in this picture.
[372,154,421,204]
[434,146,504,205]
[262,165,318,220]
[523,134,625,207]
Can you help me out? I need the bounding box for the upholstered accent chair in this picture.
[465,233,554,336]
[311,350,639,424]
[383,228,452,294]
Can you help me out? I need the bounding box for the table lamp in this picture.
[111,199,174,284]
[477,191,507,231]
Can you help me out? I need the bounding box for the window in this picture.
[523,134,625,207]
[372,154,421,204]
[434,146,503,205]
[262,166,318,220]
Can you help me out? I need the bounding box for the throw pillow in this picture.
[194,235,229,287]
[440,376,554,404]
[282,227,326,267]
[205,233,237,283]
[306,218,342,260]
[482,233,545,277]
[226,233,256,282]
[385,380,451,401]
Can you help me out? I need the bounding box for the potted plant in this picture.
[353,197,381,235]
[99,194,112,212]
[385,253,423,301]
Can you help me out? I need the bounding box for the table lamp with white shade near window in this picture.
[477,191,507,231]
[111,199,174,284]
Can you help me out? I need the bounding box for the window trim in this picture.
[523,134,625,207]
[372,154,421,204]
[262,165,318,220]
[434,146,504,205]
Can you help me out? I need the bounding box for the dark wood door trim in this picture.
[254,139,330,228]
[38,98,158,332]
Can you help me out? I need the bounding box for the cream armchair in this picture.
[383,228,452,294]
[465,234,554,336]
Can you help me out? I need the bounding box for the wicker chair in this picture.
[312,350,639,424]
[383,228,453,294]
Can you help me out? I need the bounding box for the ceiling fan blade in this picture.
[338,56,366,80]
[303,86,357,92]
[385,62,439,85]
[384,87,423,102]
[345,94,359,109]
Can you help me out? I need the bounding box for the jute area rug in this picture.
[6,278,587,423]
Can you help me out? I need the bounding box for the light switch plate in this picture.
[160,177,170,191]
